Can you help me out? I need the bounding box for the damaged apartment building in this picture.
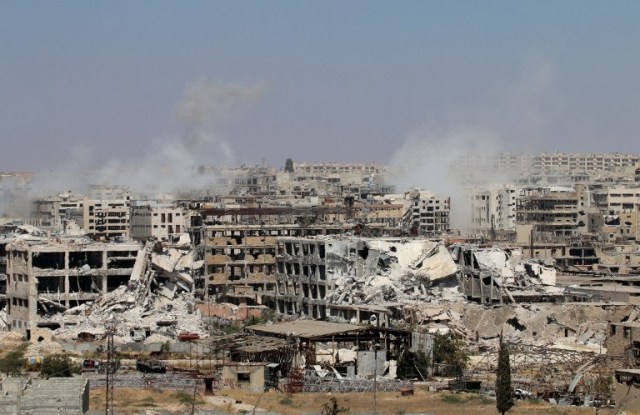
[200,202,406,305]
[272,237,458,323]
[403,189,450,235]
[5,237,139,335]
[451,245,560,304]
[268,235,563,319]
[31,185,131,239]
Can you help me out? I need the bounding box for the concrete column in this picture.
[101,250,108,293]
[64,251,70,307]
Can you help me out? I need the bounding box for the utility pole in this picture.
[105,321,117,415]
[189,381,198,415]
[373,343,380,415]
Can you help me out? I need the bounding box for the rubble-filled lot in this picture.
[37,235,209,345]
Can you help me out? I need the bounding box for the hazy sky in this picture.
[2,1,640,172]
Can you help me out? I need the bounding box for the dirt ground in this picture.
[90,387,634,414]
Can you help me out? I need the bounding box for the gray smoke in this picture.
[389,58,561,232]
[177,78,267,149]
[24,79,267,202]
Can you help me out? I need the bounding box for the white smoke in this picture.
[27,78,268,201]
[389,58,562,231]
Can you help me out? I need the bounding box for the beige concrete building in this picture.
[31,192,84,230]
[33,192,130,239]
[130,201,188,241]
[515,187,583,241]
[471,185,517,234]
[404,189,450,234]
[204,223,349,303]
[74,197,130,239]
[5,238,140,335]
[221,362,270,392]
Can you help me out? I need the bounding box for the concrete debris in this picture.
[324,238,458,306]
[462,302,633,351]
[452,245,561,304]
[41,234,207,343]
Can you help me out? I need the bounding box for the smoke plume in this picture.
[389,58,562,232]
[23,78,267,202]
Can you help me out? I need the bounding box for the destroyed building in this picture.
[200,202,405,304]
[515,186,584,241]
[273,237,458,322]
[403,189,450,234]
[247,319,426,386]
[5,237,140,335]
[452,245,561,304]
[204,223,346,305]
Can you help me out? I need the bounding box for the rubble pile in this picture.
[325,239,460,306]
[48,235,208,344]
[51,286,204,343]
[451,245,562,299]
[463,302,634,350]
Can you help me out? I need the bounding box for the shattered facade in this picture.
[274,237,458,321]
[204,224,349,304]
[515,187,583,240]
[452,245,560,304]
[403,189,450,234]
[5,238,140,333]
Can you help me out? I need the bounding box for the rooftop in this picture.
[247,320,370,339]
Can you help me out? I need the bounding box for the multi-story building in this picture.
[130,201,188,241]
[204,223,349,304]
[515,186,584,242]
[31,192,84,231]
[272,236,457,322]
[292,163,385,181]
[532,153,640,174]
[87,184,130,200]
[200,201,404,303]
[456,152,640,180]
[600,185,640,215]
[67,197,130,239]
[32,187,131,239]
[404,189,450,234]
[471,185,517,235]
[600,207,640,245]
[5,238,140,335]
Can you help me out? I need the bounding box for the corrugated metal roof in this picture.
[247,320,368,338]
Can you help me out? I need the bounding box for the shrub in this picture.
[279,396,293,405]
[440,394,465,404]
[0,349,26,375]
[41,355,73,377]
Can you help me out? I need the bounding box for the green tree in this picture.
[284,158,294,173]
[0,346,26,376]
[160,341,171,355]
[496,338,514,415]
[41,355,73,377]
[433,333,468,377]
